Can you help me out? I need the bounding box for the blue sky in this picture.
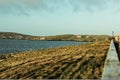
[0,0,120,36]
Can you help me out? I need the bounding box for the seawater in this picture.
[0,39,88,54]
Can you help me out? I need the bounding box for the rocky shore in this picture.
[0,41,110,79]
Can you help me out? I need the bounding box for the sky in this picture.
[0,0,120,36]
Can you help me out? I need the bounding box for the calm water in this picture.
[0,39,87,54]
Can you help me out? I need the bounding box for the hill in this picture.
[0,32,110,42]
[45,34,110,42]
[0,32,44,40]
[0,41,110,79]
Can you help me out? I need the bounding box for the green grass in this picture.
[0,41,110,79]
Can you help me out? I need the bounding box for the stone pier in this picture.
[102,40,120,79]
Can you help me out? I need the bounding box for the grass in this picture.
[0,41,110,79]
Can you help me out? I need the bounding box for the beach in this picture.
[0,41,110,79]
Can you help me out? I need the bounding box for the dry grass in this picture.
[0,41,110,79]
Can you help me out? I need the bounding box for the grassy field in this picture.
[0,41,110,79]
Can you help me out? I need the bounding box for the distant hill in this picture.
[0,32,110,42]
[0,32,44,40]
[45,34,110,42]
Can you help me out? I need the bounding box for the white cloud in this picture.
[0,0,120,15]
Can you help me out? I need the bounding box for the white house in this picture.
[40,37,45,40]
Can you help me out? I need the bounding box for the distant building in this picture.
[2,36,6,39]
[76,35,81,38]
[40,37,45,40]
[15,36,23,39]
[86,36,89,38]
[9,36,12,39]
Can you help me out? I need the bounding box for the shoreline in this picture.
[0,41,110,79]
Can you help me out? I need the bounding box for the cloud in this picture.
[0,0,120,15]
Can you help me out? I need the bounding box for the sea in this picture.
[0,39,88,54]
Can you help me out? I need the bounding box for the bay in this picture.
[0,39,88,54]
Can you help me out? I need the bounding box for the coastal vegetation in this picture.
[0,41,110,79]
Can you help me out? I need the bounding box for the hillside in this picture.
[0,32,44,40]
[0,32,110,42]
[45,34,110,42]
[0,41,110,79]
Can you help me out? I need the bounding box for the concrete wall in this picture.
[102,40,120,79]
